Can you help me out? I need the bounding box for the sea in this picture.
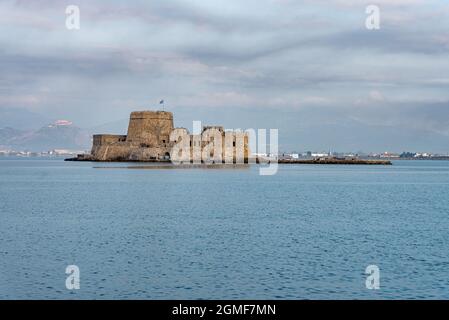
[1,158,449,299]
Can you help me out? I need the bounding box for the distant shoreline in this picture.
[5,156,449,165]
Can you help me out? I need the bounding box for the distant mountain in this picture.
[0,121,91,152]
[0,127,27,142]
[0,108,51,130]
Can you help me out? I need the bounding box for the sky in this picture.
[1,0,449,153]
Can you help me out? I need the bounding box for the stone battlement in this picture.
[129,110,173,120]
[202,126,224,133]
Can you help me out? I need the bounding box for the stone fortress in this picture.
[73,110,250,163]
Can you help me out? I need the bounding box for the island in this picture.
[66,109,391,165]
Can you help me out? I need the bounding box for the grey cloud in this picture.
[1,0,449,152]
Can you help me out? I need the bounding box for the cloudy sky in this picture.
[1,0,449,152]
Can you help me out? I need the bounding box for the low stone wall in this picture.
[93,134,127,146]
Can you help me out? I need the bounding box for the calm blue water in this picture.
[1,159,449,299]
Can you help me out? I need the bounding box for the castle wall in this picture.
[92,144,171,161]
[222,131,249,163]
[128,146,171,161]
[93,134,127,146]
[91,134,129,161]
[91,144,132,161]
[183,130,249,163]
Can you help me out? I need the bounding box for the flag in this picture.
[159,100,164,104]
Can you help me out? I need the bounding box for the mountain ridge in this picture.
[0,122,91,152]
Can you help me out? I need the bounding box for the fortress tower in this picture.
[126,111,174,147]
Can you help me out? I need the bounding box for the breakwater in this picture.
[277,159,392,165]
